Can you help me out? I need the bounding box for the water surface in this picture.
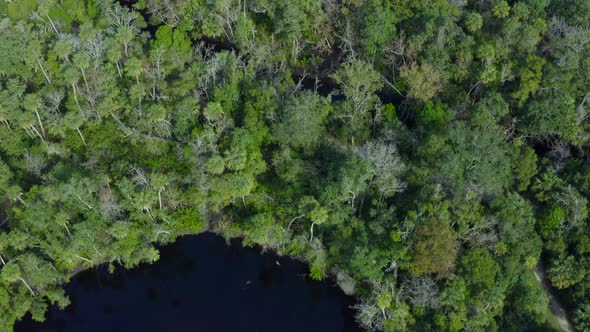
[17,233,361,332]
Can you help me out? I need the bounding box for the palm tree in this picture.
[0,105,12,129]
[54,39,72,63]
[73,52,91,92]
[63,111,87,145]
[22,94,45,137]
[125,57,143,84]
[107,39,124,78]
[6,185,26,205]
[150,173,169,209]
[116,26,134,57]
[63,66,87,121]
[17,112,46,147]
[309,207,328,242]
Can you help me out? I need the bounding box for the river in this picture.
[535,263,574,332]
[16,233,362,332]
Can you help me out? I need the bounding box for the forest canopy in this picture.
[1,0,590,331]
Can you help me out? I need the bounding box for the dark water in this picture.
[16,233,361,332]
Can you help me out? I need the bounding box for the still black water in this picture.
[16,233,362,332]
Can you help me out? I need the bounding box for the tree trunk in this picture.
[115,61,122,78]
[18,277,35,296]
[64,224,72,237]
[72,83,87,121]
[45,14,58,33]
[286,214,304,231]
[75,255,93,264]
[30,125,47,147]
[2,119,11,129]
[111,114,126,128]
[77,128,87,145]
[23,127,34,139]
[37,59,51,84]
[309,222,316,242]
[91,243,103,257]
[76,194,93,210]
[81,68,89,92]
[16,195,26,206]
[34,109,45,136]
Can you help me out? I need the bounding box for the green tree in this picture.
[53,39,73,63]
[399,62,443,102]
[459,248,499,292]
[63,111,86,146]
[512,55,545,106]
[72,52,91,91]
[548,255,584,289]
[332,59,383,126]
[493,1,511,18]
[412,218,457,276]
[273,91,331,150]
[22,94,45,138]
[575,303,590,332]
[519,88,578,138]
[464,12,483,32]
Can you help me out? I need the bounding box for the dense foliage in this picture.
[1,0,590,331]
